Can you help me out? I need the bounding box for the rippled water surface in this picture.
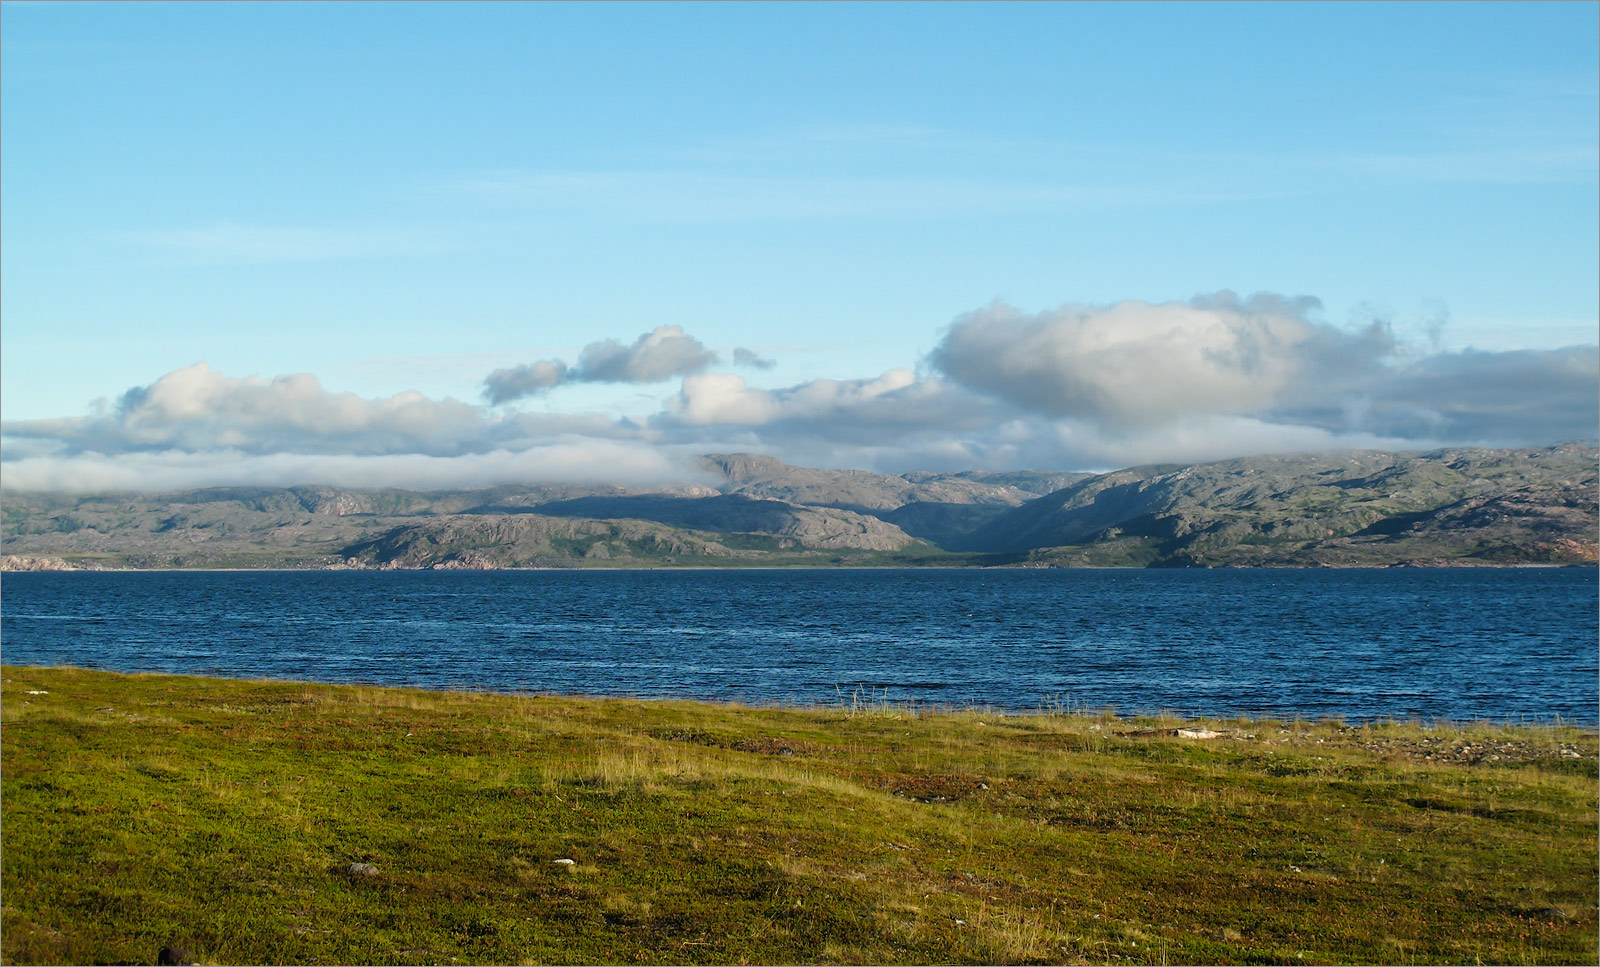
[3,568,1595,722]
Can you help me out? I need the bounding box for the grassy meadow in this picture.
[1,666,1595,965]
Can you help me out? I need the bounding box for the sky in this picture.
[2,1,1596,492]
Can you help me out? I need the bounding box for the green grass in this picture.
[2,667,1595,965]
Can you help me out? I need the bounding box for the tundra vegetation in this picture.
[3,667,1595,965]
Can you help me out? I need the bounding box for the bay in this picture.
[2,567,1595,723]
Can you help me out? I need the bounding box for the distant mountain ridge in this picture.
[2,444,1594,569]
[698,453,1091,548]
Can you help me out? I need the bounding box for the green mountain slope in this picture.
[964,443,1598,566]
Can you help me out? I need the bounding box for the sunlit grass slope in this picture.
[2,666,1595,965]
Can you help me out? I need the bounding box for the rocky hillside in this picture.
[702,453,1082,509]
[964,443,1598,566]
[2,445,1593,569]
[524,495,913,551]
[338,513,873,569]
[0,479,922,569]
[699,453,1088,546]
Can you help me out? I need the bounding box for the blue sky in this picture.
[2,2,1596,490]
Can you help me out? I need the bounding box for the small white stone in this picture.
[553,858,576,866]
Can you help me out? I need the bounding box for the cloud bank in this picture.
[927,294,1598,445]
[0,443,692,494]
[4,294,1593,491]
[6,362,632,458]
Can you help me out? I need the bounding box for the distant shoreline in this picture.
[3,662,1597,729]
[4,557,1592,574]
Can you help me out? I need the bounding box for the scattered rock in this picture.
[2,555,92,572]
[885,772,990,803]
[553,858,576,867]
[1110,725,1233,740]
[343,862,379,877]
[1360,736,1594,765]
[156,944,191,965]
[25,690,48,696]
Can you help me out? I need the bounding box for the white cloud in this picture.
[665,373,783,426]
[661,369,986,434]
[928,293,1392,427]
[99,363,489,455]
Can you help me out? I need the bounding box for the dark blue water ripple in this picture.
[1,568,1595,723]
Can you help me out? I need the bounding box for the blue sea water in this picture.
[1,568,1595,722]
